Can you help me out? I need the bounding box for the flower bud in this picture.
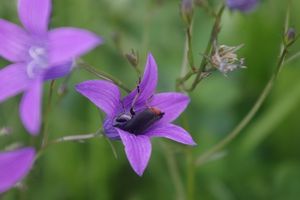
[285,28,296,45]
[125,50,139,67]
[226,0,258,13]
[181,0,193,25]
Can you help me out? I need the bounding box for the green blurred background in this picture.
[1,0,300,199]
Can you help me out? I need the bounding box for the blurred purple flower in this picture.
[226,0,258,12]
[76,53,196,176]
[0,147,35,193]
[0,0,102,135]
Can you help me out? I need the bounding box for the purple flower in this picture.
[76,53,196,176]
[226,0,258,12]
[0,147,35,193]
[0,0,102,135]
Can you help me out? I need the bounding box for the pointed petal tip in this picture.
[117,129,152,178]
[146,124,196,146]
[74,83,83,91]
[23,118,40,136]
[27,128,40,136]
[135,169,145,176]
[147,52,154,59]
[190,140,197,146]
[0,147,36,193]
[20,80,42,136]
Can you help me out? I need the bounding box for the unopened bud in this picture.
[226,0,258,13]
[125,50,139,67]
[285,28,296,44]
[181,0,193,25]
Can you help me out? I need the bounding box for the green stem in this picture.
[189,5,225,92]
[161,142,185,200]
[195,45,289,167]
[78,60,131,93]
[37,129,103,159]
[41,80,55,148]
[52,131,103,144]
[286,50,300,64]
[187,148,195,200]
[187,22,194,70]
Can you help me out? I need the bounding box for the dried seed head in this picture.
[210,42,246,74]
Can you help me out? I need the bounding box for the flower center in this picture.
[113,107,164,135]
[26,46,48,78]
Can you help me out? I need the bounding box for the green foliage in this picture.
[1,0,300,199]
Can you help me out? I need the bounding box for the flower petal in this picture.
[123,53,158,109]
[146,124,196,145]
[0,147,35,193]
[75,80,120,117]
[43,62,73,81]
[117,129,152,176]
[0,63,30,103]
[48,28,102,65]
[18,0,51,34]
[150,92,190,124]
[0,19,29,62]
[20,79,43,135]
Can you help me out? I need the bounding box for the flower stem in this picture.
[187,148,195,200]
[187,21,195,70]
[176,4,225,92]
[286,50,300,64]
[41,80,55,148]
[52,131,103,143]
[78,60,131,93]
[195,42,290,167]
[160,142,185,200]
[188,4,225,92]
[37,129,103,160]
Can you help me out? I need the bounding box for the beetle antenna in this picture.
[130,77,142,114]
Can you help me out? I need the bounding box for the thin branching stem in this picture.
[78,60,131,93]
[286,50,300,64]
[188,5,225,92]
[195,39,290,167]
[176,4,225,92]
[53,132,103,143]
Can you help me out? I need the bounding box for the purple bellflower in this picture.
[76,53,196,176]
[226,0,258,12]
[0,0,102,135]
[0,147,35,193]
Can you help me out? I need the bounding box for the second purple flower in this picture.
[76,53,196,176]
